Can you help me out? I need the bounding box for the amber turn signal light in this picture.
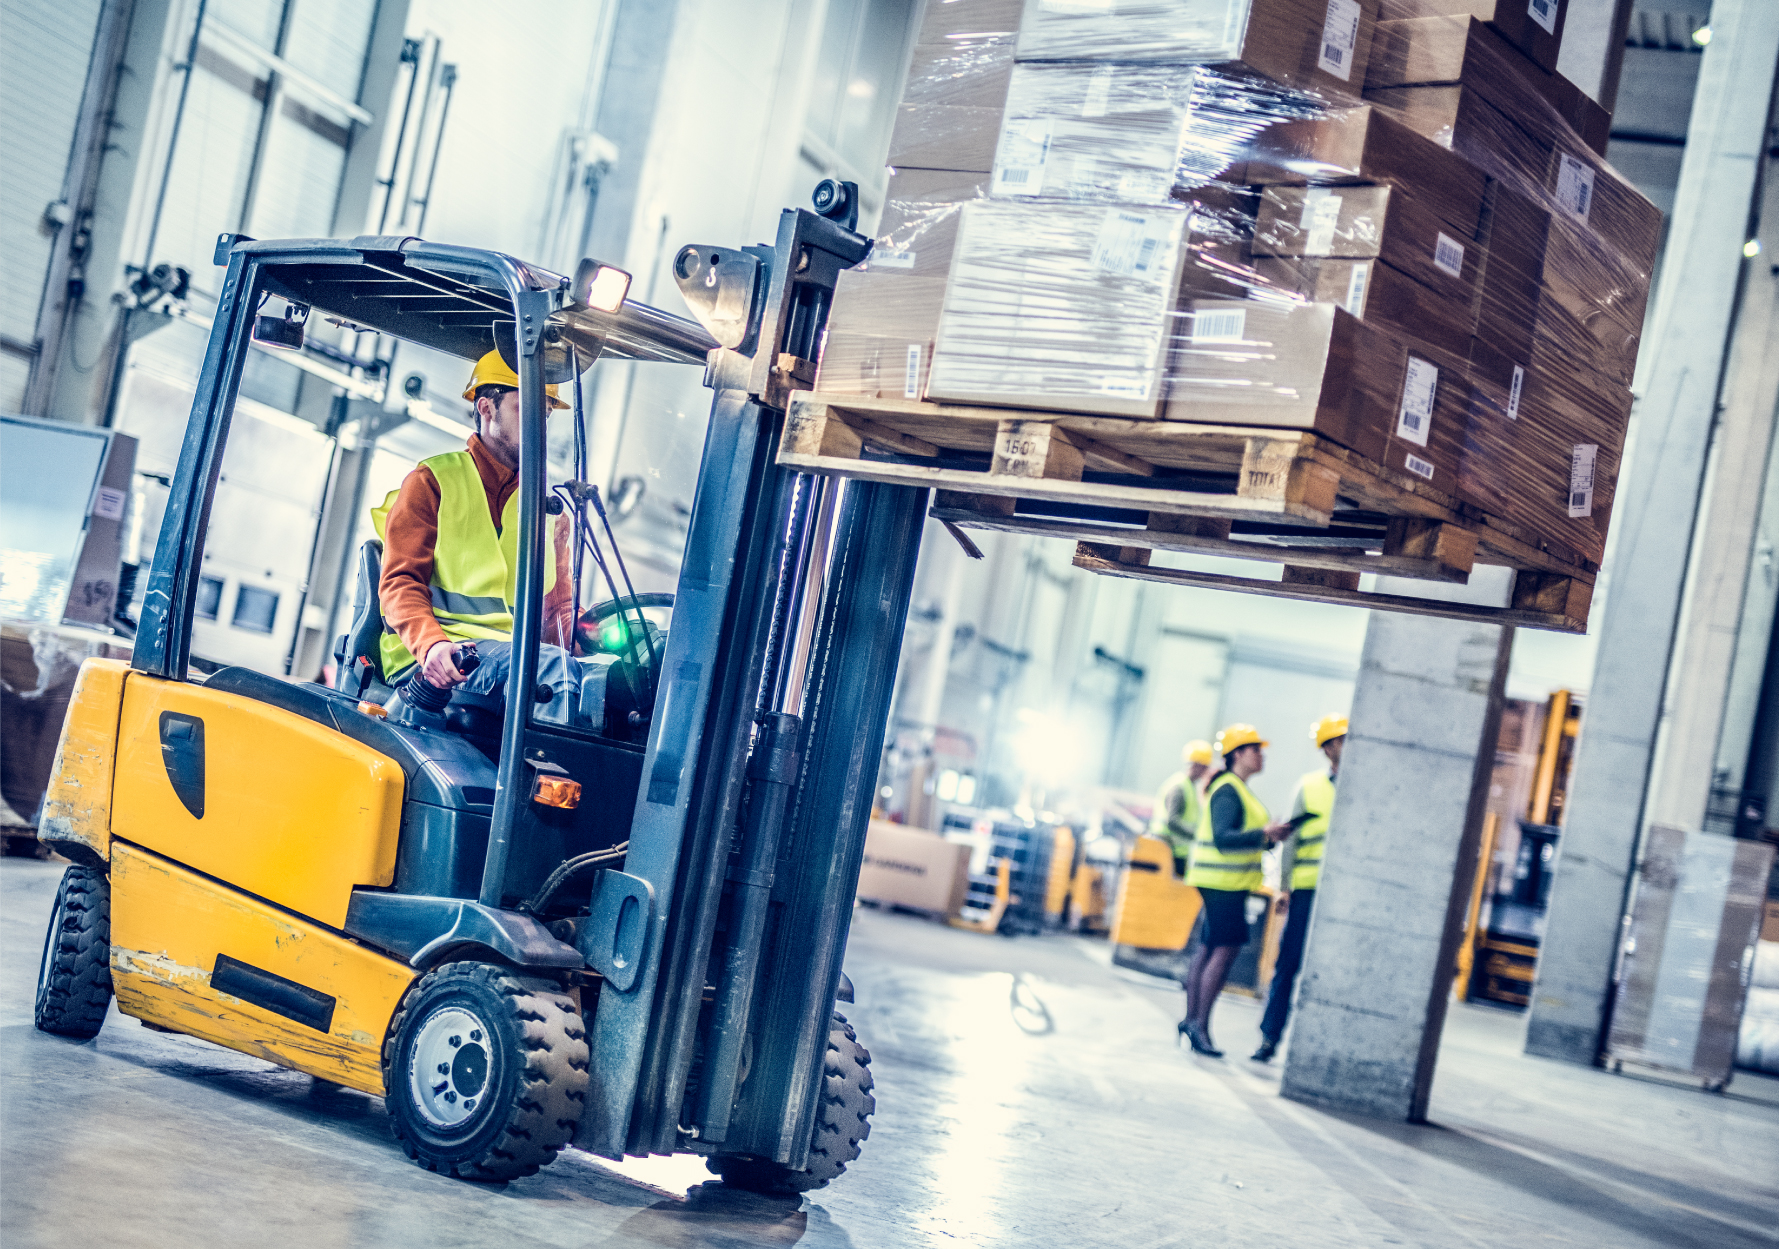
[357,701,388,719]
[533,774,582,809]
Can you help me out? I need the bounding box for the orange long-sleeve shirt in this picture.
[379,434,574,666]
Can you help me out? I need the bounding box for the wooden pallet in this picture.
[781,391,1596,633]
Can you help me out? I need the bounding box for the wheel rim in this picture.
[407,1005,494,1130]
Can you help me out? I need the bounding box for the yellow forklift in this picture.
[33,185,921,1190]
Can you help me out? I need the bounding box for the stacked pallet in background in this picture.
[803,0,1659,630]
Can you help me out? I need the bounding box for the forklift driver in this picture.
[377,349,579,720]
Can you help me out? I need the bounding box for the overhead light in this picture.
[1692,25,1711,46]
[1745,239,1762,258]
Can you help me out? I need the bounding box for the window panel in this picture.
[248,95,350,239]
[281,0,376,102]
[207,0,285,50]
[150,47,266,284]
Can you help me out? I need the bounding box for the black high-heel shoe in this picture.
[1176,1018,1191,1048]
[1184,1021,1224,1057]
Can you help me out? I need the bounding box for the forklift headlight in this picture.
[573,259,631,313]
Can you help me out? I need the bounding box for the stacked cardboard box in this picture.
[817,0,1654,566]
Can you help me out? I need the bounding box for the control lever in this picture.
[405,641,480,714]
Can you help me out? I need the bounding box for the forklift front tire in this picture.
[709,1012,874,1194]
[34,864,113,1040]
[383,962,589,1182]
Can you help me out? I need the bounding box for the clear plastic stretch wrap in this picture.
[822,0,1656,565]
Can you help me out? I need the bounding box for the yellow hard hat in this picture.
[1215,723,1267,756]
[1183,740,1214,766]
[1312,714,1349,747]
[462,349,569,410]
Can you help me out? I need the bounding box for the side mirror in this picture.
[253,302,308,351]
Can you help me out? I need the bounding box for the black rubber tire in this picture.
[708,1011,875,1194]
[34,864,113,1039]
[383,962,589,1182]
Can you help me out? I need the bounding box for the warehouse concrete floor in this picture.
[3,857,1776,1248]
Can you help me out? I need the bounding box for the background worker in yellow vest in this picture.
[1252,714,1346,1063]
[379,350,579,721]
[1178,724,1291,1057]
[1149,740,1215,877]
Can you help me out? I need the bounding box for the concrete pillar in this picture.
[1525,0,1779,1065]
[1281,610,1511,1121]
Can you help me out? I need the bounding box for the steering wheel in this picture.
[577,592,675,655]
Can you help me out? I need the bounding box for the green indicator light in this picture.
[601,621,627,651]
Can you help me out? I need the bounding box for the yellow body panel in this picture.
[109,842,415,1094]
[1110,835,1202,950]
[1044,826,1075,919]
[112,674,403,928]
[38,658,131,861]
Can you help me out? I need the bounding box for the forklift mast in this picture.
[123,192,926,1170]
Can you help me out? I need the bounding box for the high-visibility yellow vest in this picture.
[1292,769,1335,891]
[1149,771,1202,869]
[372,450,554,680]
[1186,771,1269,891]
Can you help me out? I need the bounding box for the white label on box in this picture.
[1319,0,1362,82]
[1527,0,1558,36]
[1092,209,1170,282]
[904,344,924,399]
[1193,306,1247,343]
[1404,452,1436,480]
[1345,261,1370,316]
[1397,356,1438,447]
[1507,364,1525,419]
[993,119,1051,197]
[1433,232,1466,279]
[1083,67,1114,118]
[92,485,127,521]
[1568,443,1598,517]
[1555,153,1594,224]
[871,249,915,270]
[1300,189,1344,256]
[1099,376,1149,397]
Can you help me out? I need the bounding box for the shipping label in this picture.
[1345,261,1370,316]
[1507,364,1525,420]
[1192,306,1247,343]
[1527,0,1558,36]
[904,344,924,399]
[1319,0,1362,82]
[1300,189,1344,256]
[1568,443,1598,517]
[1433,233,1466,279]
[1404,452,1435,481]
[1554,153,1594,224]
[1396,356,1438,447]
[871,250,915,271]
[993,119,1052,197]
[92,486,127,521]
[1092,208,1173,282]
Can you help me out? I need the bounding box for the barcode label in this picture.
[1507,364,1525,419]
[1397,356,1438,446]
[904,344,924,399]
[1300,189,1344,256]
[1083,67,1114,118]
[871,249,915,270]
[1193,306,1247,342]
[1555,153,1594,224]
[1099,376,1148,397]
[1568,443,1598,517]
[1319,0,1362,81]
[1404,453,1435,480]
[992,119,1052,197]
[1345,262,1369,315]
[1433,233,1466,279]
[1092,208,1174,282]
[93,485,127,520]
[1527,0,1557,35]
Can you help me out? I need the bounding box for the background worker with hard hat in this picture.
[377,349,580,716]
[1150,740,1215,877]
[1252,714,1347,1063]
[1178,724,1291,1057]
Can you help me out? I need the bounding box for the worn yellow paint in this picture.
[37,658,131,861]
[1109,835,1201,950]
[109,842,415,1094]
[112,673,404,928]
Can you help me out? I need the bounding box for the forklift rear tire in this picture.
[383,962,589,1182]
[708,1011,874,1194]
[34,864,113,1040]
